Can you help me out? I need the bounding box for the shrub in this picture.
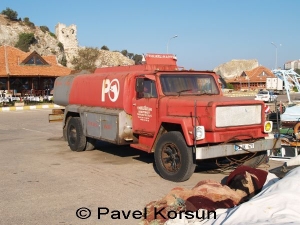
[226,83,234,89]
[15,33,36,52]
[71,47,100,70]
[101,45,109,51]
[121,50,128,57]
[40,26,50,33]
[49,32,56,38]
[57,42,64,51]
[293,86,298,92]
[23,17,35,28]
[128,53,134,59]
[133,54,143,65]
[1,7,18,20]
[59,55,67,66]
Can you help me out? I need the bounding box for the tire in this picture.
[154,131,196,182]
[85,137,96,151]
[67,117,86,152]
[63,116,71,141]
[243,151,268,168]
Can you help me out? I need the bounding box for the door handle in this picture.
[133,103,136,106]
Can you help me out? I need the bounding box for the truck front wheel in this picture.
[154,131,196,182]
[67,117,86,152]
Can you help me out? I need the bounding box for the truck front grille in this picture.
[216,105,262,127]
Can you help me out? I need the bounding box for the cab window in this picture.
[137,79,157,98]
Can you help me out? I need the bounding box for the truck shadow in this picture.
[94,141,232,175]
[94,140,153,164]
[195,159,236,176]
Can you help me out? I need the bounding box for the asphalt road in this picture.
[0,109,285,225]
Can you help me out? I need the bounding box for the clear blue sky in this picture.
[1,0,299,70]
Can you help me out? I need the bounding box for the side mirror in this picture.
[136,78,144,93]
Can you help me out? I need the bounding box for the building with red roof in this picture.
[226,66,276,90]
[0,45,71,95]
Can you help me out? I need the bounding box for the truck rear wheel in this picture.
[154,131,196,182]
[63,116,71,141]
[67,117,86,152]
[243,151,268,168]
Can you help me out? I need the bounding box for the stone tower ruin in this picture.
[55,23,79,68]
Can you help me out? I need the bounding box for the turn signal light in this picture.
[264,121,273,133]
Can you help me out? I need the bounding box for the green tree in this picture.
[57,42,64,51]
[40,26,50,33]
[226,83,234,89]
[14,33,36,52]
[101,45,109,51]
[23,17,35,28]
[128,53,134,59]
[71,47,100,71]
[121,50,128,57]
[59,55,67,67]
[1,7,18,20]
[133,54,143,65]
[49,32,56,38]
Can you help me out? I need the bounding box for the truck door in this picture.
[132,77,158,136]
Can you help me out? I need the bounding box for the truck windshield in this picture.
[160,74,219,96]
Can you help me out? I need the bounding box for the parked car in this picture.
[254,90,278,102]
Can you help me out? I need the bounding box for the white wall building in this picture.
[284,60,300,70]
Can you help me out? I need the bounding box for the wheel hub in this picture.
[161,143,181,172]
[69,125,77,145]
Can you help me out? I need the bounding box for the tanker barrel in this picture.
[53,75,76,106]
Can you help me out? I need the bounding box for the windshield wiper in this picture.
[177,89,192,96]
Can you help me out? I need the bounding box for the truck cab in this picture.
[50,53,281,182]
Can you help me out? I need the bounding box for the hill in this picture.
[0,14,134,69]
[214,59,259,80]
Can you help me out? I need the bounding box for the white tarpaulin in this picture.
[281,105,300,122]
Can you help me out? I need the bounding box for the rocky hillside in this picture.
[213,59,259,80]
[0,14,134,69]
[0,14,65,62]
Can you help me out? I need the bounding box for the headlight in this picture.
[194,126,205,140]
[264,121,273,133]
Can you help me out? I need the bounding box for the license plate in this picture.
[234,143,255,151]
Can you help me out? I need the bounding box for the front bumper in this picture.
[195,136,281,159]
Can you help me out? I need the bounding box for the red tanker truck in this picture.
[50,53,280,182]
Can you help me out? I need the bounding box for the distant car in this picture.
[254,90,278,102]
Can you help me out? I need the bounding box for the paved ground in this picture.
[0,109,286,225]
